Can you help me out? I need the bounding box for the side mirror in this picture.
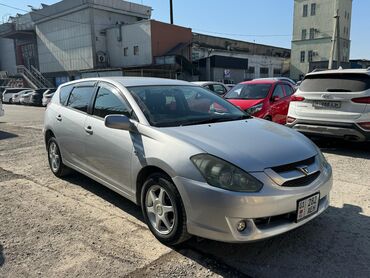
[272,96,280,102]
[105,115,133,131]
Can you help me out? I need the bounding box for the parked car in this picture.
[225,79,296,124]
[192,81,229,97]
[19,91,34,105]
[287,68,370,142]
[11,89,34,104]
[42,88,57,106]
[20,89,47,106]
[2,88,31,103]
[0,97,4,117]
[44,77,332,245]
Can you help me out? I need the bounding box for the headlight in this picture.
[191,154,263,192]
[245,103,263,115]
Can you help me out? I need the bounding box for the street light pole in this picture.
[170,0,173,24]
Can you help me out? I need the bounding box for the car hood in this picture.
[160,118,317,172]
[226,99,264,110]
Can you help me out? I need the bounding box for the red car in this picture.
[225,79,295,124]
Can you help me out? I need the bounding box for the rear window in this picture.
[59,85,73,105]
[67,87,95,113]
[300,73,370,92]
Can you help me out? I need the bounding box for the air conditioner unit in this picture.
[97,54,106,63]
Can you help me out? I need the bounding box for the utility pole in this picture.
[329,10,340,69]
[169,0,173,24]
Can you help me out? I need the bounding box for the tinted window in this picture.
[225,84,272,100]
[93,87,130,118]
[300,74,370,92]
[59,85,73,105]
[272,85,285,98]
[283,85,295,96]
[129,85,247,127]
[67,87,94,112]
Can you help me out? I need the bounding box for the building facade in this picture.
[291,0,352,80]
[192,33,291,84]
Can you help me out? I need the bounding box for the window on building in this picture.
[301,29,307,40]
[260,67,269,75]
[67,87,95,113]
[248,66,255,73]
[311,3,316,16]
[308,50,314,62]
[124,47,128,56]
[134,46,139,56]
[273,68,281,76]
[309,28,315,39]
[300,51,305,63]
[303,4,308,17]
[93,87,131,118]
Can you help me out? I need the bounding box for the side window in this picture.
[93,87,131,118]
[212,84,227,95]
[67,87,95,113]
[283,85,295,96]
[272,85,285,99]
[59,85,73,105]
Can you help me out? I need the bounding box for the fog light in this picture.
[237,220,247,232]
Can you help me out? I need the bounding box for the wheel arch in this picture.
[44,129,56,148]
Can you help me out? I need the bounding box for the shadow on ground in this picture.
[0,130,18,141]
[310,136,370,159]
[64,172,370,277]
[0,244,4,267]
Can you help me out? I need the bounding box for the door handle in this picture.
[56,115,62,121]
[84,126,93,135]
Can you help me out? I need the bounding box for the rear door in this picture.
[294,73,370,121]
[84,82,135,196]
[55,82,96,170]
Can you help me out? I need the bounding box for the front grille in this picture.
[281,171,320,187]
[272,156,315,173]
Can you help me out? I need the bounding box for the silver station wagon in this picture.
[44,77,332,245]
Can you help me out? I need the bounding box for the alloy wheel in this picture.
[48,141,60,173]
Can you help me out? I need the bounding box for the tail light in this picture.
[286,116,296,124]
[291,95,305,101]
[358,122,370,130]
[351,97,370,104]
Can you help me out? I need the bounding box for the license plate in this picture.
[296,193,320,222]
[312,101,341,109]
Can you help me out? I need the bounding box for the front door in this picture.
[84,82,135,196]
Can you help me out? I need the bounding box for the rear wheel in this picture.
[47,137,72,177]
[264,116,272,121]
[141,173,190,245]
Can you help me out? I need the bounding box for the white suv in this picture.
[287,68,370,141]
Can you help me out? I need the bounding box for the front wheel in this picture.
[141,173,190,245]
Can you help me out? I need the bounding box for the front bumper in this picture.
[174,166,332,243]
[287,119,370,141]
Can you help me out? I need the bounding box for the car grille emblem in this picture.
[297,166,309,176]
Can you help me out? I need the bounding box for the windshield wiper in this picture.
[181,115,251,126]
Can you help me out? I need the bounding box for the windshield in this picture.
[225,84,272,99]
[128,85,249,127]
[300,74,370,92]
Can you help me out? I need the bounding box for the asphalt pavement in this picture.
[0,104,369,278]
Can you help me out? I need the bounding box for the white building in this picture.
[291,0,353,80]
[192,33,291,83]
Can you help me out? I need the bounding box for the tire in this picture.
[8,99,12,104]
[47,137,72,177]
[141,173,190,245]
[264,116,272,121]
